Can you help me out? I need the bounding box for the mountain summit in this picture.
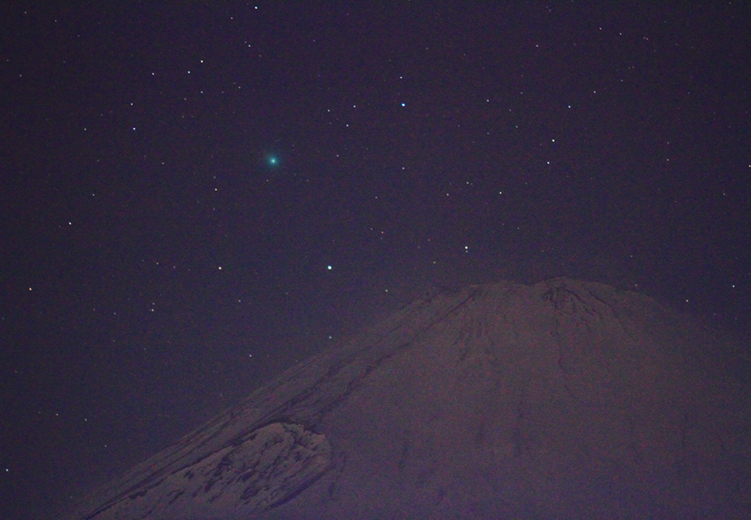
[63,278,750,518]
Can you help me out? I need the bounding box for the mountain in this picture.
[61,278,751,519]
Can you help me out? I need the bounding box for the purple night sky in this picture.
[1,3,749,517]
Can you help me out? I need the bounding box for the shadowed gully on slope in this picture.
[62,278,751,519]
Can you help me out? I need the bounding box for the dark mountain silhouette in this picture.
[62,278,751,519]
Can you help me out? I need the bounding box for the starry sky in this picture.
[1,3,750,518]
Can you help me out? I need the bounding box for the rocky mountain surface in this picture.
[61,278,751,518]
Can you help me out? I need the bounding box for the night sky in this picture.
[2,3,750,518]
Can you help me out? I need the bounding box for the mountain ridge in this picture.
[61,277,751,519]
